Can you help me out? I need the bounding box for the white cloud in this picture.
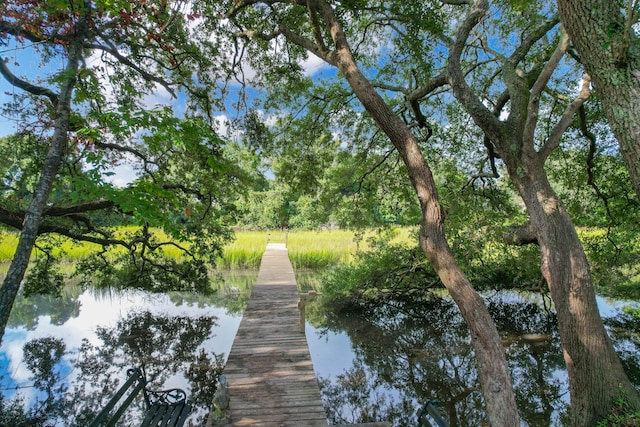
[104,163,138,187]
[301,52,328,76]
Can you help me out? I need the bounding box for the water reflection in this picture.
[3,268,639,427]
[0,270,256,427]
[308,292,639,427]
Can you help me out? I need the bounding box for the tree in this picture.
[209,1,520,424]
[444,1,639,423]
[0,0,242,343]
[200,0,640,424]
[0,0,89,346]
[556,0,640,202]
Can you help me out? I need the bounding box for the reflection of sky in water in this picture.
[0,289,242,411]
[596,295,639,318]
[2,281,638,426]
[305,293,639,427]
[307,323,408,424]
[306,326,355,376]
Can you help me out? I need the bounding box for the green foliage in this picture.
[0,394,29,427]
[320,235,440,307]
[0,109,243,293]
[320,222,544,308]
[579,227,640,298]
[545,143,640,296]
[74,229,212,294]
[0,0,247,300]
[596,396,640,426]
[23,251,65,298]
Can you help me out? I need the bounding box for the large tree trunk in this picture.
[0,26,85,344]
[506,157,640,426]
[313,3,520,424]
[557,0,640,201]
[347,58,520,427]
[446,2,640,423]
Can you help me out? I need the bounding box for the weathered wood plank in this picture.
[206,243,328,427]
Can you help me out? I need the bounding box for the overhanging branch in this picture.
[0,59,59,106]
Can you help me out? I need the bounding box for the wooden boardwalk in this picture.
[208,243,327,426]
[206,243,391,427]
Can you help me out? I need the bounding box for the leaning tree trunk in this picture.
[557,0,640,202]
[0,28,85,344]
[346,58,520,427]
[314,3,520,424]
[506,159,640,426]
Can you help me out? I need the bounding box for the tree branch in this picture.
[356,148,396,193]
[0,59,59,106]
[539,74,591,160]
[307,0,329,55]
[279,25,337,65]
[44,199,115,216]
[446,0,503,142]
[507,15,560,68]
[579,104,614,222]
[523,27,569,149]
[503,221,538,245]
[86,37,177,98]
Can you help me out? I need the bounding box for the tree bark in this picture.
[557,0,640,202]
[0,15,87,344]
[508,163,640,426]
[446,2,640,424]
[310,2,520,425]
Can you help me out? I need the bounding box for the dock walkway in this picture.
[206,243,390,427]
[209,243,327,426]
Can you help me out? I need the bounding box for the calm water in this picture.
[307,292,640,426]
[0,271,256,426]
[1,271,639,426]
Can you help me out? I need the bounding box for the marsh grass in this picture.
[217,231,267,269]
[0,232,19,261]
[216,229,361,269]
[287,229,357,269]
[0,227,409,272]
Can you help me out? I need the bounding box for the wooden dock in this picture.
[206,243,391,427]
[207,243,327,426]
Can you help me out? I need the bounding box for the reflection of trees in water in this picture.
[7,292,81,330]
[167,270,257,316]
[602,309,640,385]
[486,295,567,426]
[3,310,223,427]
[6,268,257,333]
[319,359,416,426]
[317,294,569,426]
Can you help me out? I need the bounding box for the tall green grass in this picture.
[1,227,398,271]
[0,232,18,261]
[0,232,102,260]
[287,229,357,269]
[217,231,267,269]
[216,229,363,269]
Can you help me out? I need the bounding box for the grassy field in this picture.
[0,228,391,271]
[217,229,362,269]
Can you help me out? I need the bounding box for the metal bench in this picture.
[89,367,191,427]
[417,400,449,427]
